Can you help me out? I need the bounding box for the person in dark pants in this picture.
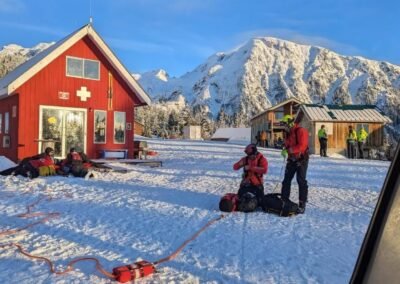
[233,143,268,203]
[347,125,357,159]
[357,127,368,159]
[318,125,328,157]
[280,115,309,214]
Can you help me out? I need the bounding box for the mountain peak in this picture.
[136,36,400,124]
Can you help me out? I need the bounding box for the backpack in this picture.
[237,192,258,213]
[219,193,239,212]
[262,193,298,217]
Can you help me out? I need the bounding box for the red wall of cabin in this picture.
[0,95,19,161]
[13,35,141,161]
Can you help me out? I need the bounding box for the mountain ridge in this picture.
[135,37,400,125]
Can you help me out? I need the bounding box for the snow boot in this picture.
[297,201,306,214]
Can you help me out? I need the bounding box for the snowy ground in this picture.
[0,139,390,283]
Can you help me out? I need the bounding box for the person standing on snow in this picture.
[347,125,357,159]
[357,127,368,159]
[318,124,328,157]
[280,115,309,214]
[233,143,268,203]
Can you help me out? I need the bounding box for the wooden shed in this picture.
[0,23,151,162]
[297,104,392,156]
[250,98,303,147]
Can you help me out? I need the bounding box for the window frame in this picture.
[66,56,100,80]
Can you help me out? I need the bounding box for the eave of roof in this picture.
[300,104,392,123]
[250,97,303,121]
[0,24,151,106]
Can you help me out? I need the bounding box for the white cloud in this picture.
[0,0,25,13]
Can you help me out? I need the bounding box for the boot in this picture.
[297,201,306,214]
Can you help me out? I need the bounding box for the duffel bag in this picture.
[262,193,298,217]
[219,193,239,212]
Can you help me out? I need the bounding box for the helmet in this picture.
[244,143,258,156]
[281,114,294,127]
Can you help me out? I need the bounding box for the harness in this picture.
[288,127,309,161]
[243,154,263,184]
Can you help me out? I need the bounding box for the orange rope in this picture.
[1,196,226,281]
[0,196,115,280]
[153,214,225,265]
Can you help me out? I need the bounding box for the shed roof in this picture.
[250,97,303,121]
[300,104,392,123]
[0,24,151,106]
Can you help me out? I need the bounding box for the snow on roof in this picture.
[0,24,151,106]
[0,156,16,171]
[211,127,251,142]
[300,104,392,123]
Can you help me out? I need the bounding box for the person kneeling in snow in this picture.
[233,144,268,207]
[61,148,94,178]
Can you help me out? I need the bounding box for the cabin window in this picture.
[114,111,126,144]
[66,56,100,80]
[356,124,369,133]
[275,112,284,121]
[94,110,107,144]
[4,112,9,134]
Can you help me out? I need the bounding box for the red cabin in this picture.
[0,24,151,162]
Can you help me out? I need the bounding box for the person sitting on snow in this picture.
[0,147,57,179]
[233,143,268,203]
[61,147,93,178]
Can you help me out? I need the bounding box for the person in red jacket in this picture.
[280,115,309,214]
[0,147,56,178]
[233,143,268,202]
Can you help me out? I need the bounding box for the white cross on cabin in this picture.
[77,86,91,101]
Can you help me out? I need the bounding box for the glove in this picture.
[281,149,288,159]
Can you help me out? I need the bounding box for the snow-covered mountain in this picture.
[0,42,54,77]
[136,37,400,123]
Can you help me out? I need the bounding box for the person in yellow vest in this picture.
[357,127,369,159]
[347,125,357,159]
[318,125,328,157]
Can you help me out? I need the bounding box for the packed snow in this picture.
[0,139,390,283]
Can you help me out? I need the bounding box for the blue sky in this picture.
[0,0,399,77]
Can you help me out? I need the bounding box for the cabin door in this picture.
[39,106,87,158]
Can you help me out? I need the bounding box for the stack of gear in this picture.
[237,192,258,213]
[219,192,259,213]
[262,193,299,217]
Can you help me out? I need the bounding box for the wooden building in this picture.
[250,98,303,147]
[0,24,151,162]
[297,104,392,156]
[134,120,145,136]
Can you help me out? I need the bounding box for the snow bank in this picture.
[0,156,16,171]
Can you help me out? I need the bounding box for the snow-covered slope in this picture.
[136,37,400,122]
[0,43,54,77]
[0,139,389,283]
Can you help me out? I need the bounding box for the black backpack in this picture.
[237,192,258,213]
[262,193,298,217]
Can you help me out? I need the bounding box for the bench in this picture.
[133,141,148,160]
[98,149,128,159]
